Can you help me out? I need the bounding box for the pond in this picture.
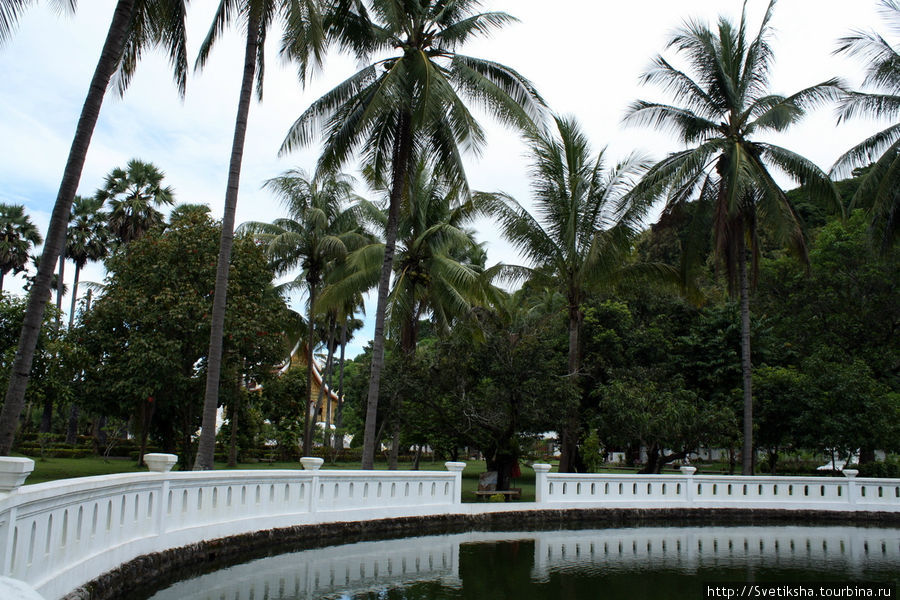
[143,525,899,600]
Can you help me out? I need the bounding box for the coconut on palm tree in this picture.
[484,115,657,473]
[0,203,42,293]
[281,0,545,468]
[626,1,841,475]
[192,0,328,471]
[240,169,367,457]
[0,0,189,455]
[832,0,900,252]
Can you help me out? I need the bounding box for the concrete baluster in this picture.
[444,462,466,505]
[533,464,552,504]
[842,469,858,505]
[0,457,33,576]
[680,466,697,506]
[301,457,324,514]
[144,454,177,536]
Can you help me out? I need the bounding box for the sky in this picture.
[0,0,888,358]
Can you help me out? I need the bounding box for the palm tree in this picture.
[0,0,74,45]
[281,0,545,468]
[66,195,109,328]
[0,203,42,292]
[625,1,840,475]
[98,159,174,245]
[832,0,900,252]
[0,0,189,455]
[193,0,327,471]
[240,169,366,457]
[324,161,489,465]
[485,115,656,473]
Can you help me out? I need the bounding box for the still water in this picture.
[146,526,900,599]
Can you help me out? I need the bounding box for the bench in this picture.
[474,471,521,500]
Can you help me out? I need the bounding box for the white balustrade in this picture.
[531,464,900,512]
[1,457,897,599]
[0,457,464,600]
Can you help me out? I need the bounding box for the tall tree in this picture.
[324,161,489,465]
[832,0,900,252]
[0,203,42,293]
[281,0,545,468]
[240,169,365,457]
[193,0,327,470]
[485,115,655,472]
[626,0,840,474]
[97,159,174,244]
[0,0,189,455]
[65,195,109,328]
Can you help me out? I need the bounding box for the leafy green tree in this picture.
[97,159,174,245]
[485,115,655,472]
[240,169,366,458]
[0,0,189,455]
[79,209,287,465]
[281,0,545,468]
[193,0,327,471]
[0,203,42,292]
[627,1,840,474]
[832,0,900,252]
[583,293,737,473]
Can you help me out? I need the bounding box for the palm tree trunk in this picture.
[738,236,754,476]
[303,283,317,456]
[334,320,347,451]
[0,271,5,293]
[194,10,260,470]
[361,111,413,469]
[69,263,82,329]
[0,0,137,456]
[65,403,79,445]
[558,304,582,473]
[322,318,336,450]
[55,253,65,330]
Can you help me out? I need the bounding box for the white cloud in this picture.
[0,0,889,354]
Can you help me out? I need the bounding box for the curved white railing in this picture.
[0,457,465,600]
[0,458,897,599]
[532,464,900,511]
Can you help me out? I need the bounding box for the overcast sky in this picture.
[0,0,888,357]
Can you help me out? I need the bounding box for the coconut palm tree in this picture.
[193,0,327,471]
[0,0,189,455]
[322,161,490,465]
[66,195,109,328]
[832,0,900,252]
[0,203,42,293]
[281,0,545,468]
[240,169,367,457]
[98,159,174,245]
[484,115,657,473]
[625,1,841,475]
[0,0,74,45]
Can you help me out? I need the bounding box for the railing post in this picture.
[444,462,466,505]
[680,466,696,506]
[0,457,33,576]
[842,469,858,506]
[145,454,177,536]
[532,464,551,504]
[301,457,324,514]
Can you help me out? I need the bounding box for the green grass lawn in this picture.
[19,455,539,502]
